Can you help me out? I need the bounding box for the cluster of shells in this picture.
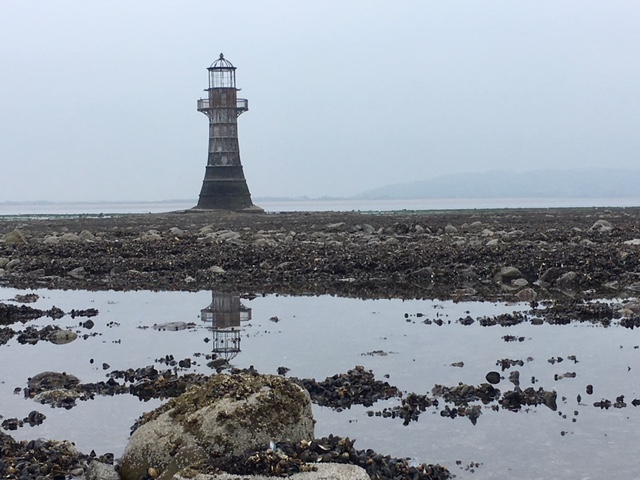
[0,433,110,480]
[193,436,450,480]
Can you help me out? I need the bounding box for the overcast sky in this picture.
[1,1,639,202]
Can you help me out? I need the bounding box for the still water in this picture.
[0,288,638,479]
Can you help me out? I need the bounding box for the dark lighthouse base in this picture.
[193,165,263,213]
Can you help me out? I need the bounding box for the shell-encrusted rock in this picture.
[119,373,314,480]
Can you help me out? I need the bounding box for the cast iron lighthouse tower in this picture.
[194,54,262,211]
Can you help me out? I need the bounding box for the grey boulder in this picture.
[119,373,314,480]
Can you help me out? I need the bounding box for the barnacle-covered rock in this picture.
[119,373,314,480]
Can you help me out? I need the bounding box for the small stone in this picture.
[516,288,537,302]
[485,371,501,384]
[48,330,78,345]
[5,259,21,270]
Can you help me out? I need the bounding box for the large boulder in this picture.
[2,229,27,245]
[119,373,314,480]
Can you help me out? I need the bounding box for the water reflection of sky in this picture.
[0,288,638,480]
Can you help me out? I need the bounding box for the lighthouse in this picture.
[194,54,262,212]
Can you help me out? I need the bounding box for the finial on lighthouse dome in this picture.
[210,53,235,69]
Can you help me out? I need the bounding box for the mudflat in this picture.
[1,207,639,302]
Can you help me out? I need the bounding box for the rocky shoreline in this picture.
[2,207,640,301]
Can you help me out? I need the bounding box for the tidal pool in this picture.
[0,288,638,479]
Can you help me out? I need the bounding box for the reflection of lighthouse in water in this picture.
[201,291,252,361]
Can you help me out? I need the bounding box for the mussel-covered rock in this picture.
[0,432,98,480]
[297,365,399,410]
[171,435,450,480]
[500,387,557,412]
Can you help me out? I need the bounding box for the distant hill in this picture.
[354,169,640,200]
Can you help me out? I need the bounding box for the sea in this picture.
[1,197,640,216]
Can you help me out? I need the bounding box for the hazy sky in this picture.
[1,1,639,202]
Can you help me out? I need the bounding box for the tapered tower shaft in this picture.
[195,54,261,211]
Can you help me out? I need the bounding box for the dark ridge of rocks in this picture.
[619,316,640,329]
[10,293,39,303]
[0,432,113,480]
[439,405,483,425]
[1,411,46,431]
[23,366,212,409]
[367,378,561,426]
[0,303,64,325]
[296,365,400,410]
[109,365,209,401]
[500,387,557,412]
[496,358,525,371]
[391,392,439,426]
[532,300,618,325]
[199,436,451,480]
[0,326,15,345]
[69,308,99,318]
[430,300,640,328]
[0,302,97,328]
[478,312,527,327]
[16,325,63,345]
[432,383,501,406]
[502,335,526,342]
